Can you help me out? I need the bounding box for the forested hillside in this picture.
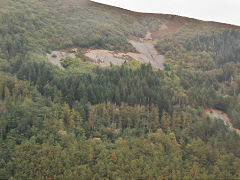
[1,0,240,179]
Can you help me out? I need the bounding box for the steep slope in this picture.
[82,32,165,69]
[1,0,239,60]
[206,108,240,135]
[1,1,240,179]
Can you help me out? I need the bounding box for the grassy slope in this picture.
[1,0,239,56]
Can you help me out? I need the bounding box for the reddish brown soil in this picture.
[128,35,141,41]
[152,21,182,38]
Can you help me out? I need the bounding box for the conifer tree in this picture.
[150,104,160,131]
[160,110,170,133]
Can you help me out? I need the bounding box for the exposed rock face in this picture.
[85,50,128,67]
[205,108,240,135]
[128,40,165,70]
[47,32,165,70]
[84,41,165,69]
[47,51,76,70]
[84,32,165,70]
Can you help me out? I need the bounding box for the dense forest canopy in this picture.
[0,0,240,179]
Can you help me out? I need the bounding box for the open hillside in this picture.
[1,0,240,179]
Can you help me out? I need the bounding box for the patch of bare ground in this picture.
[47,51,76,70]
[152,21,182,38]
[205,108,240,135]
[128,39,165,69]
[84,32,165,70]
[47,31,166,70]
[84,50,129,67]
